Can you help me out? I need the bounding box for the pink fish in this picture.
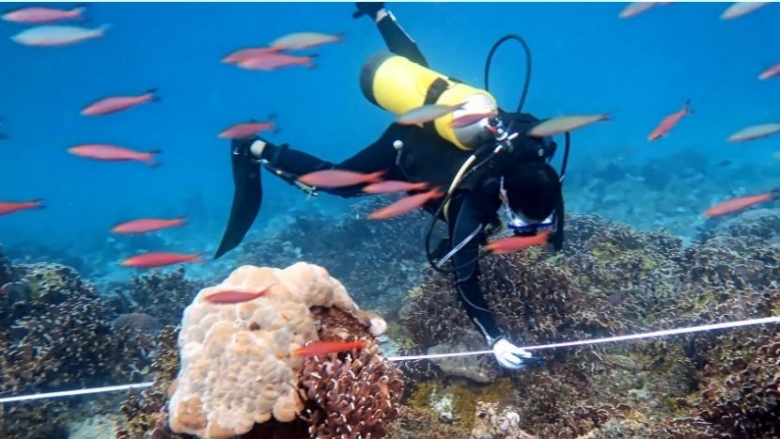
[81,88,159,116]
[238,53,318,71]
[619,2,666,19]
[449,110,498,128]
[219,115,279,139]
[204,285,274,305]
[362,180,428,194]
[222,47,281,64]
[367,188,444,220]
[2,6,86,24]
[111,217,187,234]
[68,144,161,166]
[0,199,44,216]
[759,62,780,80]
[298,170,386,188]
[120,252,203,269]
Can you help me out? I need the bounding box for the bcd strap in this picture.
[422,77,451,133]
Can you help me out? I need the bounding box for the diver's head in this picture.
[501,161,562,234]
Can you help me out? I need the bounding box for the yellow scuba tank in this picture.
[360,51,498,151]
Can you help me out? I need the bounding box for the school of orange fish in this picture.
[0,3,778,275]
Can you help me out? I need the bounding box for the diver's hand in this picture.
[352,2,385,20]
[492,337,535,370]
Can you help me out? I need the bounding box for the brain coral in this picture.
[168,262,386,439]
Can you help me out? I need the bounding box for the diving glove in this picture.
[352,2,385,19]
[491,337,541,370]
[214,137,264,259]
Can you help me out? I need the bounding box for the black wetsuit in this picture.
[221,13,557,344]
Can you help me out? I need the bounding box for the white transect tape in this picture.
[0,315,777,404]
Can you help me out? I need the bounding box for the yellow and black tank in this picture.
[360,51,498,151]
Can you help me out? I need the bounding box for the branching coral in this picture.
[298,337,404,439]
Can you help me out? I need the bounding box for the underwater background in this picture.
[1,2,780,439]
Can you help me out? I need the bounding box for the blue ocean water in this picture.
[0,2,778,276]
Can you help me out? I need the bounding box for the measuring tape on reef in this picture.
[1,315,778,404]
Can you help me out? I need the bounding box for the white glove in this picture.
[492,338,534,370]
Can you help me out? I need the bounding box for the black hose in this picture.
[484,34,533,115]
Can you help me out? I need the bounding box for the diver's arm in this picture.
[448,194,503,343]
[353,2,428,67]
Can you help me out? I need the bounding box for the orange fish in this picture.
[367,187,444,220]
[485,232,551,255]
[120,252,203,268]
[222,47,280,64]
[293,340,366,357]
[204,286,273,305]
[0,199,44,216]
[111,217,187,234]
[238,53,318,71]
[703,191,777,218]
[759,62,780,80]
[362,180,428,194]
[219,115,279,139]
[298,169,386,188]
[68,144,161,166]
[2,6,86,24]
[648,100,692,141]
[81,88,159,116]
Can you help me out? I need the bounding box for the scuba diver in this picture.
[215,2,570,370]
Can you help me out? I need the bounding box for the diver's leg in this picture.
[251,124,404,197]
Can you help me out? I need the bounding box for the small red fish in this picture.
[0,199,44,216]
[703,191,777,218]
[222,47,281,64]
[204,286,273,305]
[298,169,386,188]
[648,100,692,141]
[367,188,444,220]
[219,115,279,139]
[111,217,187,234]
[759,62,780,80]
[485,232,551,255]
[81,88,159,116]
[362,180,428,194]
[293,340,367,357]
[2,6,86,24]
[120,252,203,269]
[68,144,161,166]
[238,53,318,71]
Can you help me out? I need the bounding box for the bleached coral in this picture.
[168,262,385,439]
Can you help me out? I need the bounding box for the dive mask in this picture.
[499,175,555,236]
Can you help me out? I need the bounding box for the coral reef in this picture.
[0,259,161,439]
[114,267,209,327]
[395,213,780,438]
[119,262,403,439]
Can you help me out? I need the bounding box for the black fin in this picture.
[214,141,263,259]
